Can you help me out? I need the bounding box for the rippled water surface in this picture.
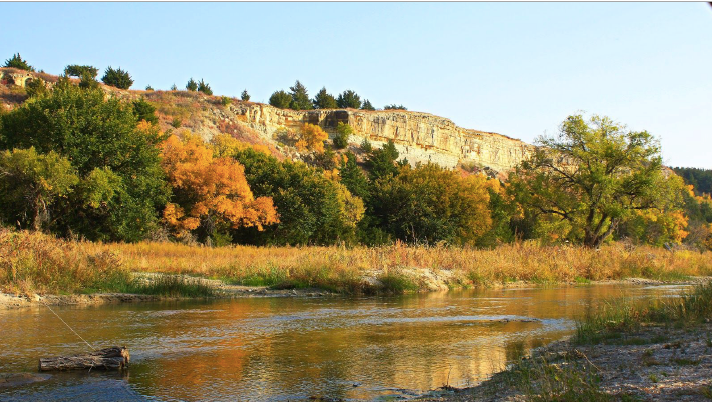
[0,284,687,401]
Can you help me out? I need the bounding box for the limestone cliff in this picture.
[215,102,534,173]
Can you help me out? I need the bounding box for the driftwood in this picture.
[38,346,129,371]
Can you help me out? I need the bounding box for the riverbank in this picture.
[418,282,712,401]
[2,228,712,303]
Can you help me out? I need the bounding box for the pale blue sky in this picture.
[2,2,711,168]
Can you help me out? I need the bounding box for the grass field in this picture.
[2,228,712,296]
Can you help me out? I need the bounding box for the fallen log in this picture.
[39,346,129,372]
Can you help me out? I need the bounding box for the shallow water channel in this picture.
[0,284,688,401]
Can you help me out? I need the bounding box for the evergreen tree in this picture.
[269,90,292,108]
[361,99,376,111]
[101,66,133,89]
[337,90,362,109]
[132,98,159,125]
[78,73,100,90]
[366,140,399,181]
[339,152,369,201]
[333,122,352,149]
[312,87,338,109]
[186,78,198,91]
[289,80,312,110]
[3,53,34,71]
[384,104,407,110]
[241,89,251,101]
[198,79,213,95]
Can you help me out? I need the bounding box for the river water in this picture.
[0,284,687,401]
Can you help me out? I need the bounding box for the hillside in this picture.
[1,68,533,175]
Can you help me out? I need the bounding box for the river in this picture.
[0,284,687,401]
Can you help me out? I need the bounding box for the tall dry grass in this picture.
[2,228,712,295]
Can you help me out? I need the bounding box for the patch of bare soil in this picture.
[418,323,712,401]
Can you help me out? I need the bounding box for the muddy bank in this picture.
[1,273,709,310]
[418,323,712,401]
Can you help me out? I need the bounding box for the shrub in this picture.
[78,73,100,90]
[220,96,232,106]
[64,65,98,79]
[3,53,34,71]
[101,66,133,89]
[384,104,407,110]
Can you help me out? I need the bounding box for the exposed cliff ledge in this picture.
[220,103,534,172]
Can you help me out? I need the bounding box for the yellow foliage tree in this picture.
[161,133,278,238]
[296,123,329,153]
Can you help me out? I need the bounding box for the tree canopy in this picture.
[337,90,362,109]
[3,53,34,71]
[508,114,686,248]
[269,90,292,109]
[101,66,133,89]
[312,87,338,109]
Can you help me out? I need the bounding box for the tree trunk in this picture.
[38,346,129,371]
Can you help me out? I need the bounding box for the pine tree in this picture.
[101,66,133,89]
[3,53,34,71]
[186,78,198,91]
[361,99,376,111]
[339,152,369,200]
[289,80,312,110]
[241,89,251,101]
[312,87,337,109]
[337,90,362,109]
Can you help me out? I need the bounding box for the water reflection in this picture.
[0,284,686,401]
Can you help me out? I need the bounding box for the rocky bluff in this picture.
[220,102,534,174]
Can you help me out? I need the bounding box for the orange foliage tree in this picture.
[161,133,278,241]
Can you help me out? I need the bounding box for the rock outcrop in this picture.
[222,103,534,172]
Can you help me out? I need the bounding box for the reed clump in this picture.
[2,228,712,295]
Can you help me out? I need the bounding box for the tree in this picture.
[269,90,292,109]
[0,84,169,241]
[366,140,400,181]
[3,53,34,71]
[64,65,98,79]
[296,123,329,153]
[312,87,337,109]
[384,104,407,110]
[145,85,154,91]
[370,163,492,245]
[198,79,213,95]
[333,122,352,149]
[289,80,312,110]
[508,114,686,248]
[337,90,361,109]
[0,148,78,231]
[101,66,133,89]
[78,72,100,90]
[25,78,48,97]
[339,152,369,201]
[161,133,278,242]
[241,89,251,101]
[171,84,178,91]
[186,78,198,91]
[361,99,375,111]
[132,98,158,125]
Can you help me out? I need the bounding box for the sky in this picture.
[2,2,711,168]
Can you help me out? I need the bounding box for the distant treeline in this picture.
[674,167,712,196]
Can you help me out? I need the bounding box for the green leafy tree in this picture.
[229,147,363,245]
[3,53,34,71]
[25,78,48,97]
[78,72,100,90]
[64,65,98,79]
[333,122,353,149]
[0,84,169,241]
[241,89,251,101]
[101,66,133,89]
[361,99,376,111]
[312,87,338,109]
[0,147,79,231]
[186,78,198,91]
[370,163,492,245]
[337,90,362,109]
[269,90,292,109]
[132,98,159,125]
[198,79,213,95]
[289,80,312,110]
[508,114,685,248]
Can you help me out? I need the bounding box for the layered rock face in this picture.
[228,103,534,172]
